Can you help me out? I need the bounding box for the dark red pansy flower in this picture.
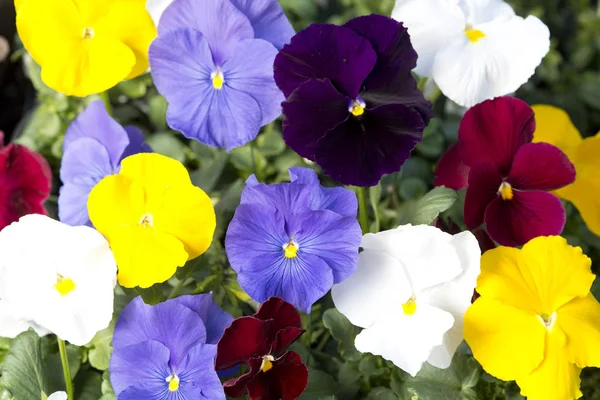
[274,14,433,187]
[215,297,308,400]
[434,97,575,247]
[0,132,51,230]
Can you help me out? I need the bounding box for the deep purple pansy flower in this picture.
[434,96,576,247]
[273,14,433,187]
[149,0,293,151]
[225,167,362,313]
[109,294,232,399]
[58,101,150,227]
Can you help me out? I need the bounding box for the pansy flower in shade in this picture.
[87,153,216,288]
[215,297,308,400]
[392,0,550,107]
[332,224,481,376]
[434,96,576,247]
[59,100,151,227]
[110,294,231,399]
[225,167,361,313]
[274,14,433,187]
[465,236,600,400]
[532,105,600,237]
[0,131,51,231]
[15,0,156,96]
[0,214,116,345]
[149,0,293,151]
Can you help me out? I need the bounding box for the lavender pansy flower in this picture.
[110,294,232,400]
[149,0,293,151]
[225,167,362,313]
[274,14,434,187]
[58,101,150,227]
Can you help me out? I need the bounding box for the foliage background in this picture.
[1,0,600,399]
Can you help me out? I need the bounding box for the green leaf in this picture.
[147,95,168,130]
[117,79,147,99]
[85,319,115,371]
[411,186,458,225]
[43,343,82,395]
[299,368,337,399]
[358,356,385,377]
[145,133,186,163]
[367,387,398,400]
[230,145,268,175]
[322,309,360,361]
[190,150,228,192]
[74,369,102,400]
[369,184,382,233]
[257,126,286,156]
[404,353,481,400]
[0,331,47,400]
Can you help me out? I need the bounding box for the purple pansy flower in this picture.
[110,294,232,400]
[149,0,293,151]
[225,167,362,313]
[274,14,434,187]
[58,101,150,227]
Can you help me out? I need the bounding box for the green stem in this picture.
[315,331,331,352]
[357,187,369,234]
[100,91,113,115]
[58,338,74,400]
[167,279,185,300]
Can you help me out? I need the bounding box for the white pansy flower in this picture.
[146,0,172,27]
[331,224,481,376]
[0,215,117,346]
[392,0,550,107]
[47,392,67,400]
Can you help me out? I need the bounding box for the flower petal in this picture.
[464,297,545,381]
[532,105,582,158]
[281,78,349,159]
[508,143,575,191]
[355,304,454,376]
[274,24,377,98]
[239,178,312,215]
[463,162,503,229]
[158,0,253,63]
[314,103,425,187]
[458,96,535,174]
[391,0,466,77]
[557,294,600,368]
[484,191,566,247]
[245,351,309,400]
[215,316,273,370]
[332,249,412,329]
[434,143,470,190]
[170,294,234,345]
[178,343,225,399]
[228,0,295,49]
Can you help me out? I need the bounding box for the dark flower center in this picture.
[497,181,513,201]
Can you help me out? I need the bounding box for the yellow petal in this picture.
[464,297,546,381]
[149,185,216,260]
[476,246,544,314]
[520,236,594,313]
[88,175,146,239]
[119,154,192,200]
[109,226,188,288]
[557,135,600,236]
[557,294,600,368]
[517,328,582,400]
[94,0,157,79]
[14,0,25,12]
[532,105,582,159]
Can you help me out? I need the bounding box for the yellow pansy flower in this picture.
[87,153,216,288]
[464,236,600,400]
[15,0,156,97]
[532,105,600,236]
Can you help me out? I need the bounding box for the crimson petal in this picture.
[215,316,274,370]
[274,24,377,98]
[254,297,305,353]
[484,191,566,247]
[246,352,309,400]
[464,163,503,230]
[458,97,535,175]
[434,143,470,190]
[507,142,576,191]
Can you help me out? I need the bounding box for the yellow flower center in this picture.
[260,355,275,373]
[166,374,179,392]
[538,312,557,330]
[465,27,486,43]
[283,241,298,258]
[349,99,366,117]
[82,27,94,41]
[402,296,417,315]
[498,181,514,201]
[55,275,76,296]
[139,213,154,228]
[211,68,225,89]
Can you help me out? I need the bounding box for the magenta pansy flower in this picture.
[434,96,575,247]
